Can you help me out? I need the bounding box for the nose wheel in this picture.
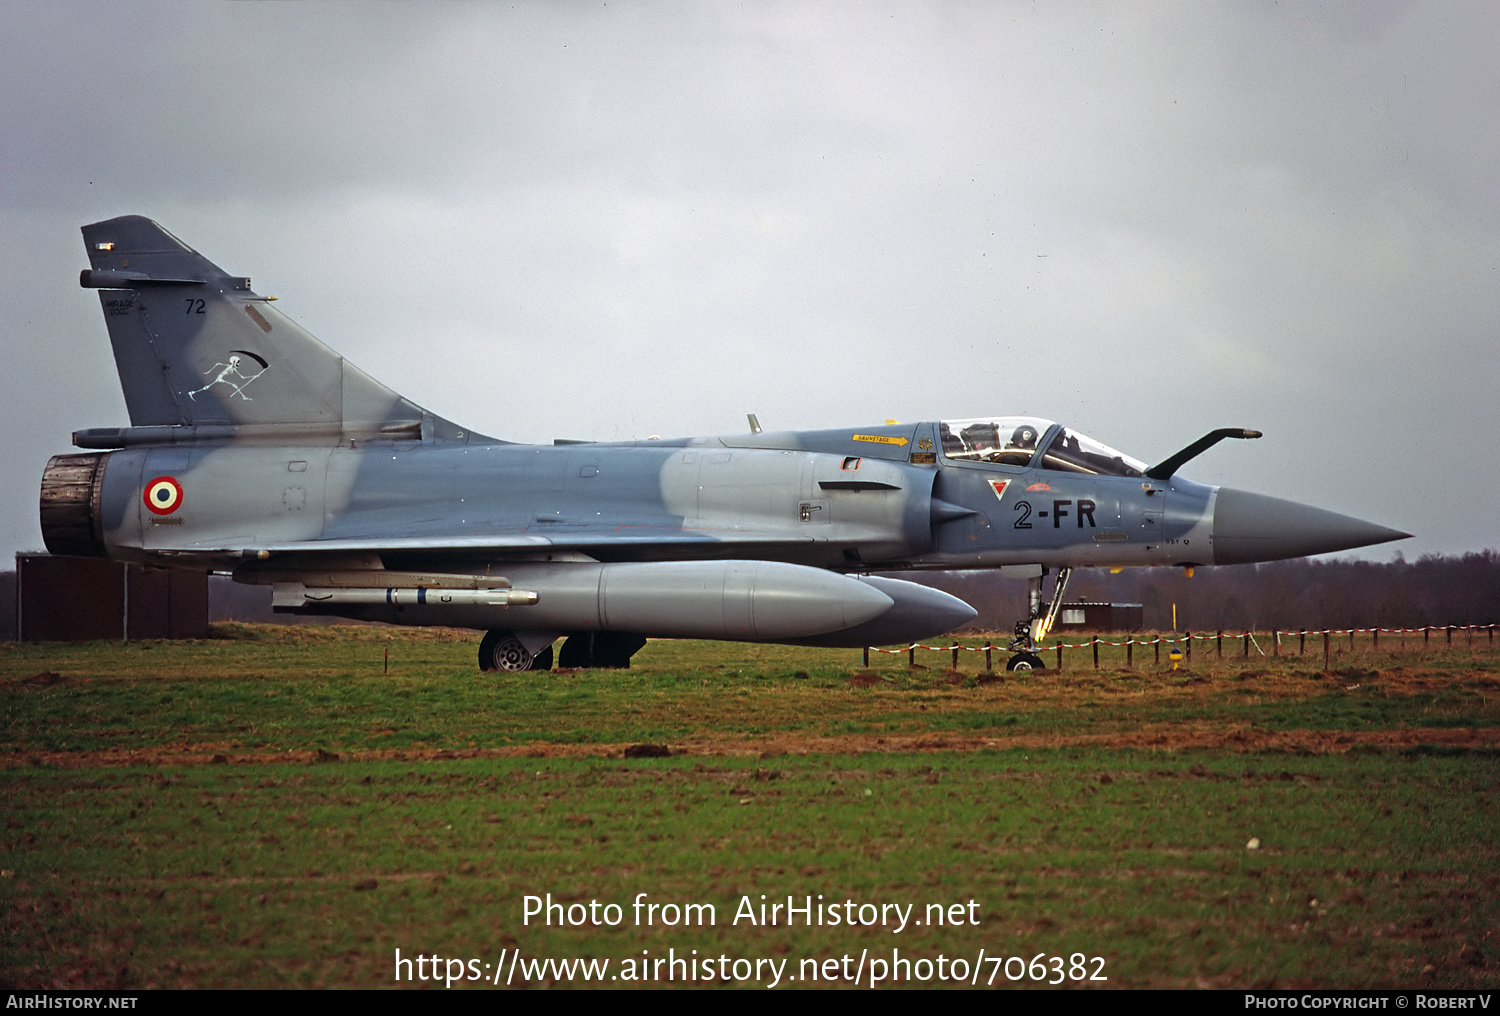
[1006,651,1046,672]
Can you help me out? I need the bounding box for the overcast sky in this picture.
[2,1,1495,569]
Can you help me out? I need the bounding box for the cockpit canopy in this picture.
[939,417,1146,478]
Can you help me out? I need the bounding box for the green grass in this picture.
[1,627,1497,989]
[5,628,1497,756]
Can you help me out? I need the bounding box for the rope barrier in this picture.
[864,623,1496,655]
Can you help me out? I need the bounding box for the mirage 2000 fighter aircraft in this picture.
[40,216,1410,671]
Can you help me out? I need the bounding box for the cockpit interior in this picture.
[938,417,1146,477]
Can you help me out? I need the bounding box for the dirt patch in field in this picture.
[9,724,1498,769]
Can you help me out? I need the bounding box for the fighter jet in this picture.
[41,216,1411,671]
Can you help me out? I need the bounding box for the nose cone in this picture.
[1212,488,1411,565]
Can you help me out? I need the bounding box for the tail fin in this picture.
[79,215,468,440]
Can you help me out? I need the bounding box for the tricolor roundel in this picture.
[144,476,184,515]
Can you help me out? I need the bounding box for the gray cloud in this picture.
[2,1,1495,566]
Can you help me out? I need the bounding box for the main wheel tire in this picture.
[479,630,550,672]
[1005,651,1046,672]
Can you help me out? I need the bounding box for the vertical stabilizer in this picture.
[79,216,467,439]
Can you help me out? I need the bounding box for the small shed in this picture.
[1054,601,1144,632]
[15,553,208,641]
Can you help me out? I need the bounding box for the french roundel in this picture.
[144,476,183,516]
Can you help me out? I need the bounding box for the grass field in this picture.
[2,626,1497,989]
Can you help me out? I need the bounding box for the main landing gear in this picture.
[477,630,647,672]
[478,630,554,672]
[1006,566,1073,672]
[557,632,647,670]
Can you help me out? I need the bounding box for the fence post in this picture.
[1323,630,1330,671]
[1186,631,1192,664]
[1127,638,1134,669]
[1243,632,1250,658]
[1447,625,1453,645]
[908,645,915,667]
[1055,640,1063,671]
[1092,636,1099,669]
[1373,628,1378,651]
[1424,626,1430,646]
[1273,629,1279,657]
[985,646,992,672]
[1349,628,1355,652]
[951,646,959,670]
[862,647,869,667]
[1300,630,1306,655]
[1155,637,1161,665]
[1217,630,1223,658]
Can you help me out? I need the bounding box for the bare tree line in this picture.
[901,551,1500,633]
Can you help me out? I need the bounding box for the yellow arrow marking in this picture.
[852,434,909,447]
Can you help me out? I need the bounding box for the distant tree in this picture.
[969,551,1499,633]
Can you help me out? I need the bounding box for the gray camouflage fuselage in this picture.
[93,426,1215,570]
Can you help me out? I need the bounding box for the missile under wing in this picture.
[42,217,1409,671]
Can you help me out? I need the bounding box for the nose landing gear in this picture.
[1006,566,1072,672]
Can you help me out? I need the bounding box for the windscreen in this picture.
[1039,428,1146,477]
